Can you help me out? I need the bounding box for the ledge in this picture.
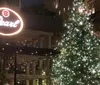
[0,45,59,56]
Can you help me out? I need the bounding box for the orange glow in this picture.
[0,7,24,36]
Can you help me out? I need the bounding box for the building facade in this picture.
[0,30,58,85]
[0,0,60,85]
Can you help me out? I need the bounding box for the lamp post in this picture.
[14,53,17,85]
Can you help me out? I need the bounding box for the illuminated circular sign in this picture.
[0,7,23,36]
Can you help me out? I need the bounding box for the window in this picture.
[34,79,39,85]
[35,41,40,48]
[43,37,49,48]
[42,79,47,85]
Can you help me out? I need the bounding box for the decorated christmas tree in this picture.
[52,0,100,85]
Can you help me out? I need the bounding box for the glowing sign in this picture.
[2,9,10,17]
[0,7,23,36]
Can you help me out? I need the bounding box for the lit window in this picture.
[54,0,60,9]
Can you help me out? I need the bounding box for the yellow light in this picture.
[0,7,24,36]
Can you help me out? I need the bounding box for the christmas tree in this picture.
[52,0,100,85]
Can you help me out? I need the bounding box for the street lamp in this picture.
[14,53,17,85]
